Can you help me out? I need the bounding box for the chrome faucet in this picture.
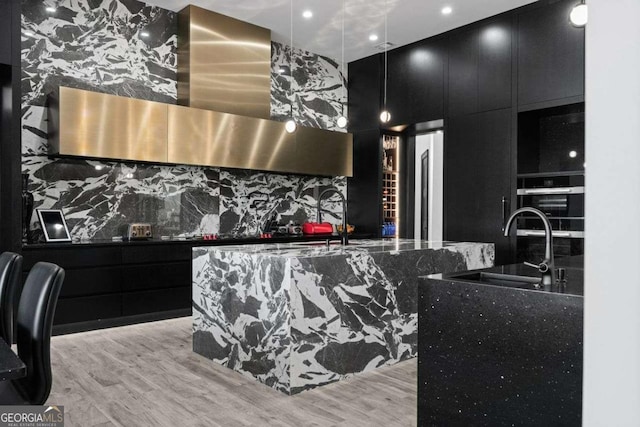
[317,187,348,245]
[503,207,555,286]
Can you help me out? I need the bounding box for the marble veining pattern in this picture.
[271,42,347,132]
[219,170,346,236]
[21,0,347,241]
[193,240,495,394]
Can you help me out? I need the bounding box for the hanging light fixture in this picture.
[336,0,348,129]
[569,1,588,27]
[380,0,391,124]
[285,0,297,133]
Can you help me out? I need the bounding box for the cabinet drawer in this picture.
[59,267,122,298]
[23,246,121,269]
[121,244,192,264]
[122,287,191,316]
[121,262,190,291]
[53,295,122,325]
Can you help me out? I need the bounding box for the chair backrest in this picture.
[15,262,64,405]
[0,252,23,345]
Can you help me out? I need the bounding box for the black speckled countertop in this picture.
[427,255,584,297]
[418,256,583,426]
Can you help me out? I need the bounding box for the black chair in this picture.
[0,262,64,404]
[0,252,23,345]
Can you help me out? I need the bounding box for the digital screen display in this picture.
[38,210,71,241]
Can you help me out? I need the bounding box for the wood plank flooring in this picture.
[47,317,417,427]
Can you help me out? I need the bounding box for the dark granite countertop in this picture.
[22,233,375,250]
[426,255,584,297]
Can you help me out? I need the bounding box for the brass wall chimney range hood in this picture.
[177,5,272,119]
[48,5,353,177]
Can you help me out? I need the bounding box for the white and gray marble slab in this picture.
[192,239,495,394]
[21,0,347,242]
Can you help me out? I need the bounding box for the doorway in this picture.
[414,131,443,241]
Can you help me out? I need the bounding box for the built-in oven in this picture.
[515,172,584,262]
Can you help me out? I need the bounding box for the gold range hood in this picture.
[48,6,353,177]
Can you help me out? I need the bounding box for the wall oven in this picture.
[515,172,584,262]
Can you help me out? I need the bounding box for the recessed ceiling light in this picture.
[140,31,150,38]
[441,6,453,15]
[569,150,577,158]
[369,34,379,42]
[45,6,56,13]
[302,10,313,19]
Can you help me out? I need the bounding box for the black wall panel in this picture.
[348,54,382,132]
[517,0,585,106]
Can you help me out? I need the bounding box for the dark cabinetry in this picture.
[444,109,513,264]
[448,16,512,116]
[348,55,382,132]
[347,0,583,264]
[347,129,382,236]
[387,38,445,125]
[517,0,585,106]
[0,1,11,65]
[448,28,478,116]
[23,243,193,333]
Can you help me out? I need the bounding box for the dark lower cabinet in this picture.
[54,295,123,325]
[122,288,191,317]
[22,243,193,334]
[444,109,513,264]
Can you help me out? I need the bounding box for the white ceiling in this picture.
[144,0,538,63]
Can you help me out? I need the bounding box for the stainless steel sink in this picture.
[449,271,542,289]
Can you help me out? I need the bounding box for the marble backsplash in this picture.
[21,0,348,241]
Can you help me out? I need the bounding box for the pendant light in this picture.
[569,1,588,27]
[336,0,348,129]
[285,0,297,133]
[380,0,391,124]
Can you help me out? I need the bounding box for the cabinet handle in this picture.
[501,197,508,232]
[518,187,585,195]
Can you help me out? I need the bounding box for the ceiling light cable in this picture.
[380,0,391,123]
[337,0,348,128]
[286,0,297,133]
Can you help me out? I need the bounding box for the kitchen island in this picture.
[418,257,584,426]
[192,239,494,394]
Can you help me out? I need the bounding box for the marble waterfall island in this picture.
[192,239,494,394]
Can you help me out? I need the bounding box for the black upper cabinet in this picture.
[444,108,512,264]
[348,54,382,132]
[388,38,445,125]
[0,1,11,65]
[478,16,512,112]
[448,28,478,116]
[517,0,585,106]
[449,16,512,116]
[347,129,381,236]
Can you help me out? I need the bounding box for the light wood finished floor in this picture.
[47,317,417,427]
